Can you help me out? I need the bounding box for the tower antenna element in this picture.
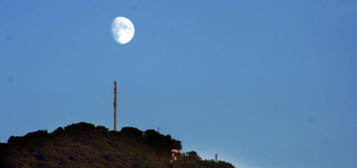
[113,80,118,131]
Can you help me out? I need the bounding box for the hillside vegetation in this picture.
[0,122,235,168]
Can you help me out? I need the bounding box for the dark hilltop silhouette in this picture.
[0,122,235,168]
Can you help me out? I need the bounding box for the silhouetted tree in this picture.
[186,151,201,161]
[121,127,143,136]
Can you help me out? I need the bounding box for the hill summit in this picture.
[0,122,235,168]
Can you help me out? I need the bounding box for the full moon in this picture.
[112,17,135,45]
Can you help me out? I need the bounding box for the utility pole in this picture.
[113,80,117,131]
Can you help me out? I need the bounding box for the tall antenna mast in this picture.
[113,80,118,131]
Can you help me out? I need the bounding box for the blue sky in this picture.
[1,0,357,168]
